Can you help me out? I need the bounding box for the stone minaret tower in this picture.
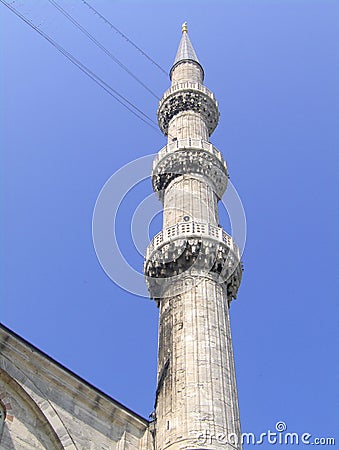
[144,23,243,450]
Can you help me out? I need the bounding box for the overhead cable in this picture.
[0,0,159,132]
[81,0,168,76]
[47,0,160,100]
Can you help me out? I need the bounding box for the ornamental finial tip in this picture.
[182,22,188,33]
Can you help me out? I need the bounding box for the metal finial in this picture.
[182,22,188,33]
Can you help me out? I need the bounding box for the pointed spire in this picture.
[170,22,204,80]
[173,22,199,66]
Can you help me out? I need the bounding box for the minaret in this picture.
[144,23,243,450]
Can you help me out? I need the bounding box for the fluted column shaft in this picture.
[145,28,243,450]
[155,279,241,450]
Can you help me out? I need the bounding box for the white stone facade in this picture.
[0,325,152,449]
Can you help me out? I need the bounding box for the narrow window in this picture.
[0,402,5,440]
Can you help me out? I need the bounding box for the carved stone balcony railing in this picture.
[144,221,242,301]
[152,138,228,200]
[157,82,219,136]
[146,221,240,261]
[161,81,217,102]
[152,138,226,171]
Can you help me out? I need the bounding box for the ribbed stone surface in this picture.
[155,278,241,450]
[168,111,208,141]
[163,176,219,228]
[145,27,243,450]
[171,60,203,84]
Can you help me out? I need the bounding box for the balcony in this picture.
[145,221,240,262]
[159,81,217,106]
[152,138,226,171]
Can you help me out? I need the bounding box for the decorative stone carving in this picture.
[157,85,219,136]
[152,146,228,200]
[144,221,242,301]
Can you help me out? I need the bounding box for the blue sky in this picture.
[1,0,337,446]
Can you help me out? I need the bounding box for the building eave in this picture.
[0,323,150,427]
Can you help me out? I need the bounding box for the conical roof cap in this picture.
[170,22,204,79]
[174,22,199,64]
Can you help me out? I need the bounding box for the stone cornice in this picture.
[0,324,149,429]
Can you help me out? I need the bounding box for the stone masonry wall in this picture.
[0,325,152,450]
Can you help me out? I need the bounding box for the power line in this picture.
[81,0,168,76]
[47,0,160,100]
[0,0,159,132]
